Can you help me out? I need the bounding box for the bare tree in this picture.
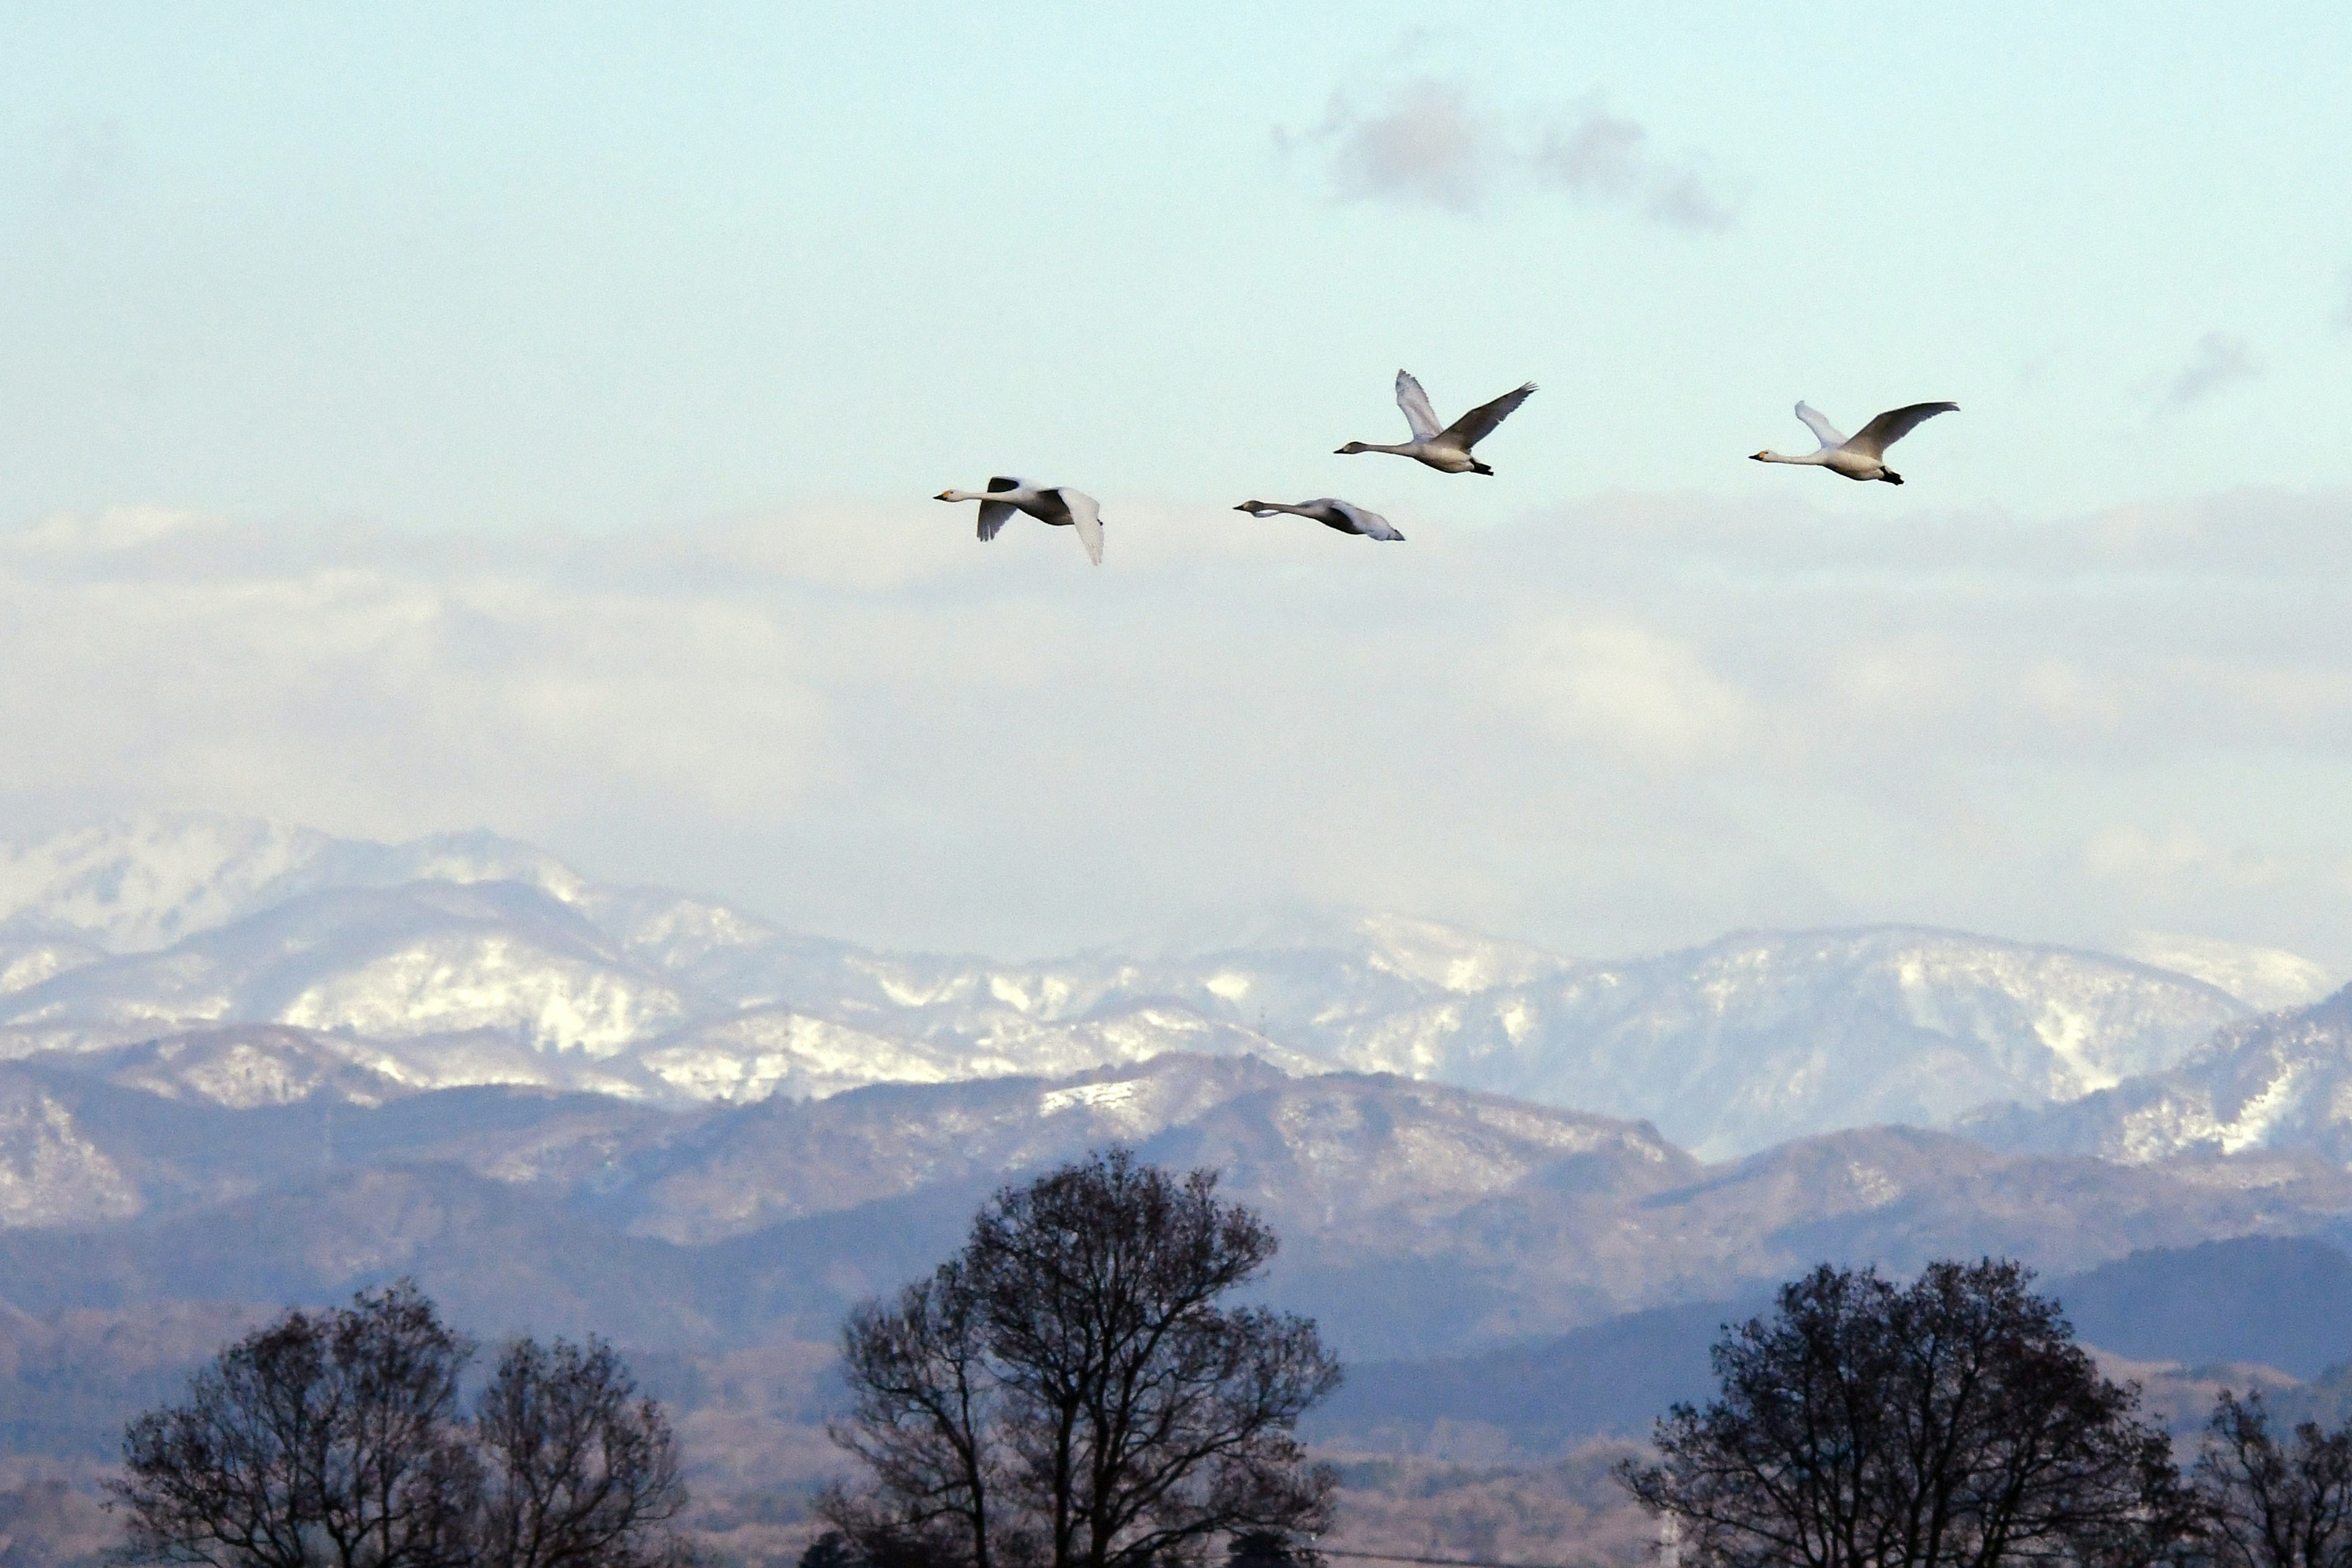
[2195,1391,2352,1568]
[113,1281,691,1568]
[1618,1259,2193,1568]
[114,1280,480,1568]
[473,1336,691,1568]
[824,1149,1343,1568]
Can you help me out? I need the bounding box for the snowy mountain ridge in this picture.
[0,814,2334,1156]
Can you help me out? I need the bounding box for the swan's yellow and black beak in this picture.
[933,491,954,501]
[1748,452,1768,462]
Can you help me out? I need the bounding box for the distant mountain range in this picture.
[11,1042,2352,1362]
[1,814,2326,1156]
[1964,989,2352,1164]
[12,812,2352,1506]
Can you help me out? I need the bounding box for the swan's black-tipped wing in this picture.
[1441,382,1537,451]
[1847,402,1958,459]
[978,476,1023,541]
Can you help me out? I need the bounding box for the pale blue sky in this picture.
[4,6,2351,970]
[4,3,2348,529]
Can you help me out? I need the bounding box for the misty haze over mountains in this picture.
[10,814,2352,1482]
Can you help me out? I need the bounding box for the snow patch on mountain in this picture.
[0,938,102,998]
[278,935,687,1053]
[1959,989,2352,1166]
[639,1008,952,1103]
[2120,932,2336,1014]
[0,815,333,953]
[0,1076,141,1226]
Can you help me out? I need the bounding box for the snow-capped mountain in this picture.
[0,815,2317,1155]
[1964,986,2352,1165]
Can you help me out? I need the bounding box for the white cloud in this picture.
[5,488,2352,968]
[1296,80,1732,230]
[1497,619,1751,765]
[2165,331,2261,406]
[1314,78,1491,214]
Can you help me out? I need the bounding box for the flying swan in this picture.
[1337,370,1536,475]
[1232,497,1404,541]
[1750,401,1958,484]
[935,478,1104,564]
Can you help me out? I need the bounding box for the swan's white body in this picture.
[1234,497,1404,541]
[1751,401,1958,484]
[936,478,1104,565]
[1338,370,1536,475]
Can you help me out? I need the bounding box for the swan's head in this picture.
[1335,442,1369,455]
[1748,451,1770,462]
[934,490,957,502]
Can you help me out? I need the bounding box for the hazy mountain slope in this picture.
[0,1071,141,1228]
[1286,929,2248,1158]
[2056,1235,2352,1378]
[0,1163,707,1344]
[0,816,2304,1155]
[1313,1235,2352,1456]
[1306,1295,1764,1452]
[0,938,102,999]
[0,1057,690,1225]
[0,816,340,954]
[1962,987,2352,1164]
[0,881,690,1054]
[10,1050,2351,1359]
[2120,933,2337,1013]
[604,1054,1301,1245]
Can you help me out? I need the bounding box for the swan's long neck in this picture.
[944,488,1020,502]
[1240,501,1310,518]
[1752,450,1822,465]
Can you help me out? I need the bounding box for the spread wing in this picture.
[1845,402,1959,460]
[1441,381,1537,451]
[978,476,1024,542]
[1050,489,1104,566]
[1327,499,1404,541]
[1395,370,1442,442]
[1793,402,1848,450]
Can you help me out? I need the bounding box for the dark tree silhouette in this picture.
[112,1280,690,1568]
[473,1336,691,1567]
[1223,1529,1322,1568]
[824,1149,1343,1568]
[2195,1391,2352,1568]
[115,1280,480,1568]
[1618,1259,2193,1568]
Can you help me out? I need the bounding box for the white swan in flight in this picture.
[1750,401,1958,484]
[1337,370,1536,475]
[1234,497,1404,541]
[935,478,1104,564]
